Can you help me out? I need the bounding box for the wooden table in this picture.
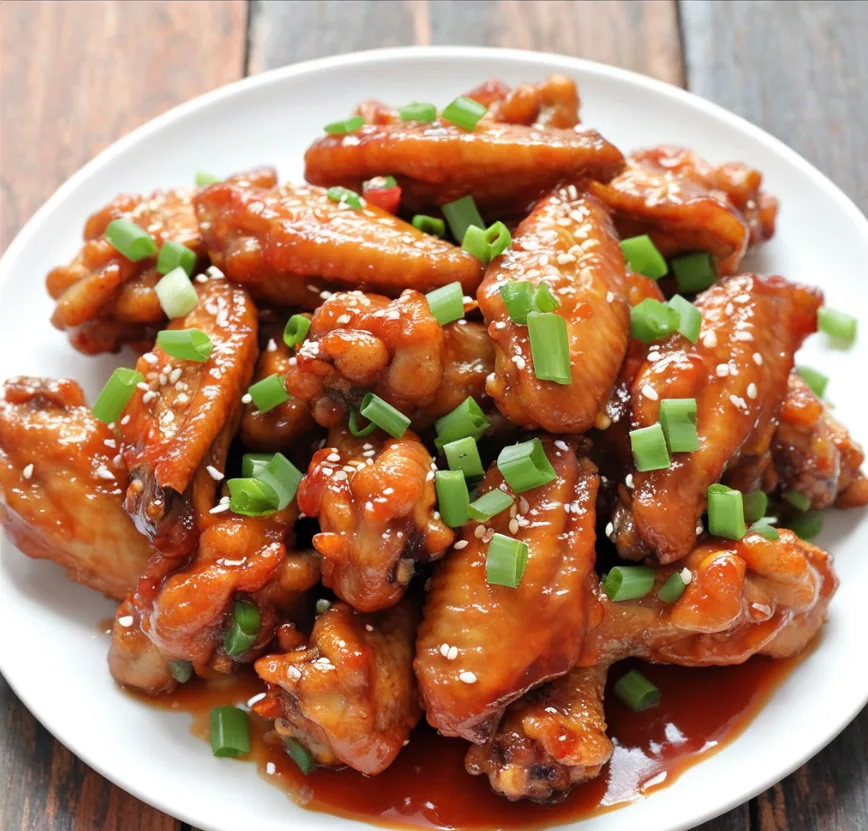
[1,1,866,829]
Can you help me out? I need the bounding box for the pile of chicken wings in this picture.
[2,74,865,805]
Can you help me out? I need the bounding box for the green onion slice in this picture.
[155,266,199,319]
[359,393,410,439]
[742,490,768,523]
[156,240,197,276]
[485,533,529,588]
[614,669,661,712]
[500,281,535,324]
[434,397,489,451]
[672,252,718,293]
[425,282,465,326]
[233,599,260,636]
[818,307,857,346]
[783,512,823,540]
[92,368,145,424]
[241,453,272,479]
[257,452,302,510]
[283,314,311,348]
[658,571,688,604]
[442,195,484,243]
[629,423,671,472]
[168,660,193,684]
[315,598,331,614]
[435,469,470,528]
[283,737,316,774]
[604,565,655,601]
[784,489,811,512]
[247,373,290,413]
[348,407,378,437]
[534,283,560,312]
[324,115,365,135]
[667,294,702,343]
[797,366,829,399]
[706,484,746,540]
[528,311,571,385]
[364,175,397,190]
[326,186,363,210]
[497,438,557,493]
[411,214,446,237]
[104,219,157,262]
[630,298,679,343]
[658,398,699,453]
[195,172,222,186]
[750,519,780,540]
[619,234,667,279]
[441,96,487,130]
[399,101,437,122]
[443,436,485,478]
[463,221,511,264]
[156,328,213,362]
[227,477,278,517]
[467,489,514,521]
[210,706,250,757]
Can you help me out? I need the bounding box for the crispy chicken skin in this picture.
[120,278,258,555]
[0,377,152,600]
[304,121,623,217]
[416,440,599,744]
[194,181,484,301]
[478,187,630,433]
[588,147,777,275]
[286,290,445,428]
[46,167,276,355]
[617,274,821,564]
[465,665,611,804]
[254,599,421,775]
[297,428,453,612]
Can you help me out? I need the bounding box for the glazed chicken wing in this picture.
[465,665,611,803]
[588,147,777,275]
[416,439,599,743]
[120,277,258,555]
[478,187,630,433]
[297,427,453,612]
[304,122,623,217]
[194,181,483,302]
[254,599,420,775]
[0,377,152,599]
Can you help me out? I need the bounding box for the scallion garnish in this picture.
[667,294,702,343]
[783,512,823,540]
[241,453,272,479]
[485,533,529,588]
[742,490,768,523]
[797,366,829,398]
[168,660,193,684]
[463,221,511,264]
[614,669,661,712]
[619,234,667,279]
[210,706,250,757]
[326,186,363,210]
[399,102,437,122]
[443,436,485,478]
[324,115,365,135]
[497,438,557,493]
[104,219,157,262]
[784,489,811,512]
[818,307,857,346]
[434,397,489,451]
[315,598,331,614]
[658,398,699,453]
[442,195,484,243]
[283,314,311,348]
[364,175,397,190]
[630,298,679,343]
[92,367,144,423]
[154,267,199,319]
[435,469,470,528]
[629,423,671,471]
[672,252,718,293]
[467,489,514,522]
[707,484,746,540]
[528,311,571,384]
[411,214,446,237]
[658,572,687,604]
[348,407,377,438]
[534,283,560,313]
[750,519,780,540]
[256,452,302,510]
[156,240,197,276]
[156,328,214,362]
[425,282,465,326]
[195,172,222,186]
[500,281,535,324]
[247,373,290,413]
[283,737,316,774]
[604,565,655,601]
[441,96,487,131]
[227,478,279,517]
[359,393,410,439]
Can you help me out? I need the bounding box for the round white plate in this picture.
[1,46,866,831]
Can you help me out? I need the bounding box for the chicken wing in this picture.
[478,187,630,433]
[465,665,611,803]
[304,122,623,217]
[0,377,152,600]
[120,277,258,555]
[254,599,420,775]
[416,439,599,743]
[46,167,276,354]
[617,274,820,564]
[588,146,777,275]
[194,181,484,301]
[298,427,452,612]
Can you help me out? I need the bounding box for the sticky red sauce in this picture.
[133,653,801,829]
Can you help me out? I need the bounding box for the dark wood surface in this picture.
[0,1,865,829]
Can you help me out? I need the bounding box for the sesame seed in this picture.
[169,368,182,384]
[266,339,277,352]
[606,291,615,303]
[509,518,519,534]
[333,470,348,481]
[474,525,486,538]
[605,522,614,539]
[120,415,130,425]
[447,646,458,661]
[158,373,168,386]
[176,393,189,404]
[734,331,754,342]
[459,671,478,684]
[702,331,718,348]
[22,463,34,480]
[440,643,450,657]
[453,540,468,550]
[95,466,115,480]
[241,393,252,404]
[195,274,208,283]
[734,294,751,304]
[554,440,569,451]
[209,503,231,514]
[494,321,507,329]
[136,381,149,392]
[118,615,134,628]
[365,624,374,632]
[641,384,659,401]
[142,390,156,404]
[625,474,634,489]
[746,383,758,400]
[729,394,747,409]
[113,454,123,466]
[681,568,692,585]
[716,363,730,377]
[326,453,341,463]
[752,352,763,366]
[336,313,352,325]
[556,253,576,265]
[206,265,225,279]
[425,471,435,481]
[519,497,530,514]
[206,465,224,481]
[725,303,734,316]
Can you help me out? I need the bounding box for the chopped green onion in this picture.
[500,281,535,324]
[441,96,487,131]
[784,490,811,512]
[707,484,746,540]
[399,101,437,122]
[412,214,446,237]
[485,533,529,588]
[348,407,377,437]
[742,490,768,523]
[257,452,302,510]
[425,282,465,326]
[619,234,667,279]
[326,186,363,210]
[630,298,679,343]
[435,469,469,528]
[750,519,780,540]
[324,115,365,135]
[283,314,311,348]
[247,373,290,413]
[497,438,557,493]
[104,219,157,262]
[528,311,571,384]
[604,565,655,601]
[614,669,661,712]
[365,175,397,190]
[442,195,484,243]
[658,399,699,453]
[283,737,316,774]
[168,660,193,684]
[443,436,484,478]
[155,266,199,319]
[434,397,489,451]
[658,572,687,604]
[92,368,144,423]
[462,221,512,264]
[195,172,222,186]
[156,328,214,362]
[241,453,272,479]
[467,489,515,521]
[672,252,718,293]
[227,477,278,517]
[156,240,197,276]
[629,423,671,472]
[315,598,331,614]
[223,618,255,659]
[359,393,410,439]
[783,512,823,540]
[667,294,702,343]
[210,707,250,757]
[818,307,857,346]
[797,366,829,399]
[534,283,560,312]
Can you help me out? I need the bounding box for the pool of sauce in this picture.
[133,653,802,830]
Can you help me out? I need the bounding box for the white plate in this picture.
[1,46,866,831]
